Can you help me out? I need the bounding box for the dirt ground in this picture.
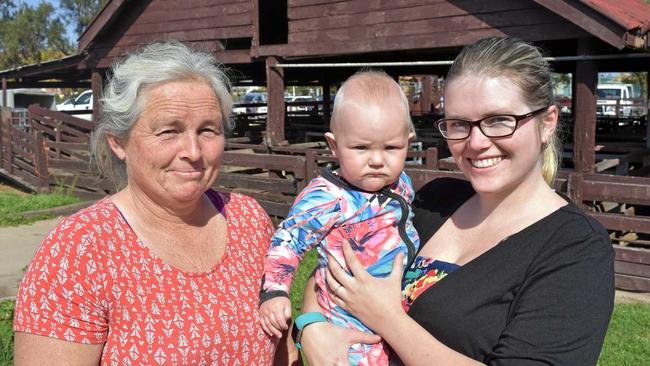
[0,182,27,194]
[0,217,61,299]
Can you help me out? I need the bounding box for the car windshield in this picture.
[75,92,91,103]
[241,93,266,103]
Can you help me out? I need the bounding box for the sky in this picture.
[18,0,78,41]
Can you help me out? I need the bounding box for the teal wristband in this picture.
[295,311,327,329]
[292,312,327,349]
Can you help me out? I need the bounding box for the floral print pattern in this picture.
[14,191,276,365]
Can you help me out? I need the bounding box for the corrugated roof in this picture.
[581,0,650,34]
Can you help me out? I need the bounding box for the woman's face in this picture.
[109,80,225,207]
[443,75,557,197]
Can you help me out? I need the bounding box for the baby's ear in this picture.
[408,131,416,143]
[324,132,338,157]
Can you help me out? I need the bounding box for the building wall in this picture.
[277,0,590,57]
[86,0,253,68]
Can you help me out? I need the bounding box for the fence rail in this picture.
[1,106,650,291]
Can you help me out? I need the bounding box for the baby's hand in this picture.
[259,297,292,338]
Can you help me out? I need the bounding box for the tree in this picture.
[60,0,108,37]
[617,72,648,99]
[0,1,16,19]
[0,2,73,70]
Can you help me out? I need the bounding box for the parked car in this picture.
[596,84,636,118]
[233,92,267,118]
[285,95,315,112]
[56,90,93,120]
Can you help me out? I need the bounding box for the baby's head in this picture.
[325,71,415,192]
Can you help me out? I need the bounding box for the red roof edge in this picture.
[581,0,650,34]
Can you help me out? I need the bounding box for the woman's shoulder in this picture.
[545,203,611,249]
[54,196,119,232]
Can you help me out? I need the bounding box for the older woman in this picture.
[13,42,296,365]
[299,37,614,365]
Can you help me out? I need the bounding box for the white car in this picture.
[57,90,93,120]
[285,95,314,112]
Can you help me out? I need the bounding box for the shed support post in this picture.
[421,75,433,114]
[265,56,285,146]
[1,77,6,108]
[573,39,597,173]
[322,80,331,126]
[91,70,103,123]
[646,71,650,149]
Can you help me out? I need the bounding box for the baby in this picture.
[259,71,419,365]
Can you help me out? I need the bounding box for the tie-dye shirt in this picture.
[261,169,419,365]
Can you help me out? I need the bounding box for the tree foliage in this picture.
[0,1,73,70]
[60,0,108,37]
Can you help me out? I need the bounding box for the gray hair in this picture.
[91,41,233,189]
[331,70,415,136]
[446,37,559,185]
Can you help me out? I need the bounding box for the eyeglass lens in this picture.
[439,115,518,139]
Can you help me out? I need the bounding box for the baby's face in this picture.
[326,102,413,192]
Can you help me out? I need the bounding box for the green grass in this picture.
[598,303,650,365]
[0,191,81,227]
[0,300,14,366]
[290,248,319,316]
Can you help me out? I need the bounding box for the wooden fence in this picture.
[1,106,649,291]
[0,105,110,198]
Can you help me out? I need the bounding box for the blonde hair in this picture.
[331,70,415,136]
[446,37,560,185]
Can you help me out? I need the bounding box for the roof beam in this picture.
[534,0,629,49]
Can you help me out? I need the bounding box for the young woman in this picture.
[299,36,615,366]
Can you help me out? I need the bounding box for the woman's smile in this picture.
[469,156,505,169]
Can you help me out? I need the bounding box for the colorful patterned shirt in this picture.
[402,256,460,311]
[261,169,419,365]
[14,191,276,366]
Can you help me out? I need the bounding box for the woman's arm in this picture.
[327,241,482,366]
[299,275,381,366]
[14,333,103,366]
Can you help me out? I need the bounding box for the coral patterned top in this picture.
[13,190,276,366]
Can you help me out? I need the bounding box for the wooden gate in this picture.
[0,105,110,197]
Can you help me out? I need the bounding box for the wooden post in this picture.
[567,172,585,209]
[420,75,433,113]
[55,119,62,158]
[1,77,6,108]
[322,80,331,126]
[305,150,318,182]
[425,147,438,170]
[646,71,650,149]
[33,129,49,191]
[6,111,13,174]
[265,56,285,145]
[91,70,102,122]
[0,108,6,170]
[573,39,597,173]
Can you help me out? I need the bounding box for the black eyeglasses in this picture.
[436,105,551,140]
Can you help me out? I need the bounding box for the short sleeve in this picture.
[13,213,109,344]
[487,230,615,365]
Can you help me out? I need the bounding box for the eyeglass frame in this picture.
[435,105,551,140]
